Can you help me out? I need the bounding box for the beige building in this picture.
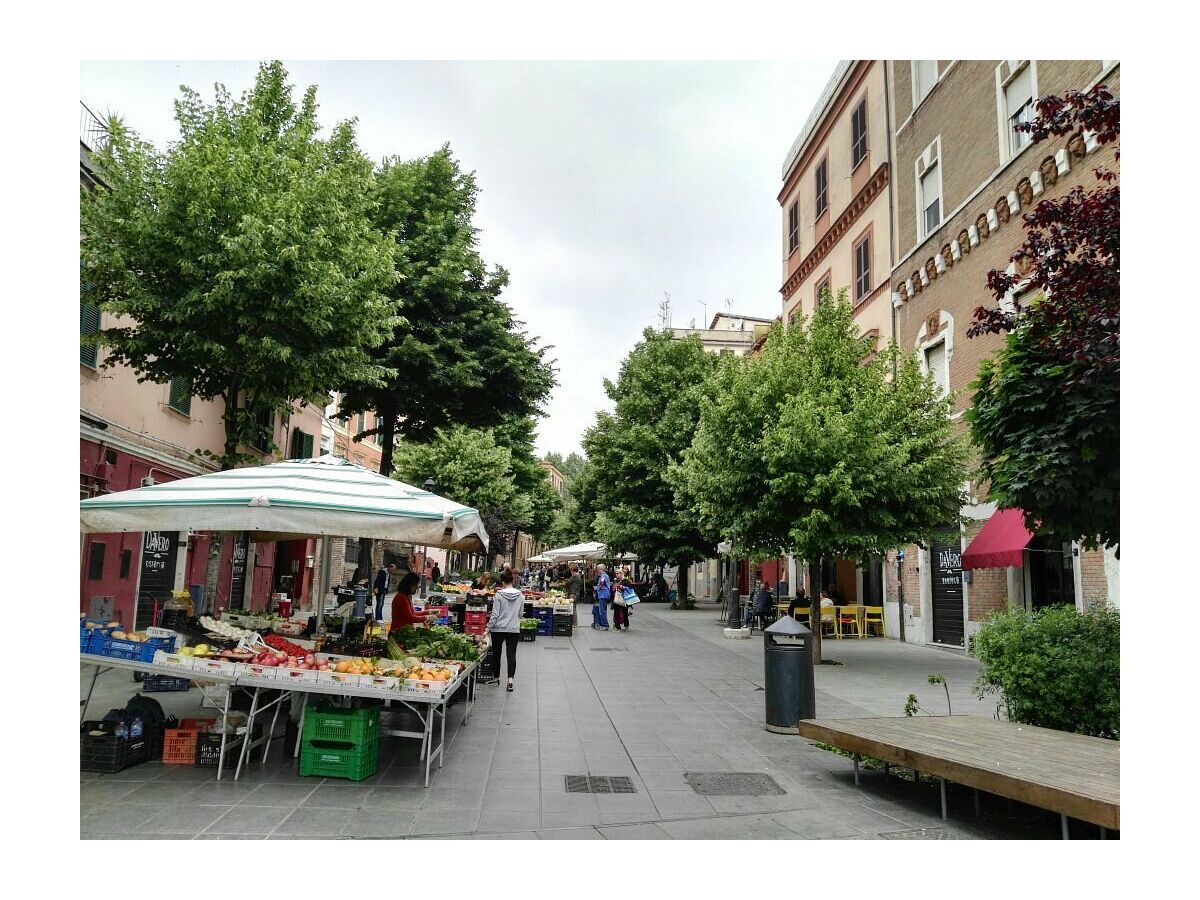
[779,60,893,353]
[672,312,774,356]
[884,60,1121,646]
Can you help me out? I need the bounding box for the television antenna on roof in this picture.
[658,292,672,329]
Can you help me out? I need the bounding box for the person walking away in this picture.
[373,564,390,620]
[593,564,612,631]
[743,579,774,628]
[431,562,441,587]
[487,568,524,692]
[390,572,436,630]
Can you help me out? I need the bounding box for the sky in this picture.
[80,60,837,457]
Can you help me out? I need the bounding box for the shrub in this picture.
[970,604,1119,739]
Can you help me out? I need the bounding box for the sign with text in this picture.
[136,530,179,630]
[229,532,249,610]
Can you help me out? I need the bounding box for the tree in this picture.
[583,329,720,599]
[334,146,555,579]
[967,84,1120,551]
[675,293,968,661]
[81,61,397,468]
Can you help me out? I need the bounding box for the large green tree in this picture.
[674,293,968,660]
[584,329,720,599]
[334,146,555,579]
[81,61,397,468]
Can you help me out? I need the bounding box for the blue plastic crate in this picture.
[97,634,176,662]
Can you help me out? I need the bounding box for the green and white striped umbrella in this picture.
[79,454,489,551]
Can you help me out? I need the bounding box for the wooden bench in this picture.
[797,716,1119,838]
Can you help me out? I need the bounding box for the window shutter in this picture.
[167,377,191,416]
[925,341,948,397]
[303,431,315,458]
[80,302,101,367]
[290,428,304,458]
[1005,65,1033,113]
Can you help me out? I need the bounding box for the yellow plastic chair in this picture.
[792,606,812,627]
[819,602,838,639]
[862,605,885,637]
[836,605,862,639]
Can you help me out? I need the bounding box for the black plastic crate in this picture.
[520,629,536,642]
[552,621,573,636]
[142,674,191,693]
[195,731,240,767]
[81,722,148,773]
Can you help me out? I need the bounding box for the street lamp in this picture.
[421,477,436,598]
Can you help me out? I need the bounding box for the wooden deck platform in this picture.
[797,716,1119,832]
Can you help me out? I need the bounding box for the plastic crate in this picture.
[196,732,241,767]
[142,674,191,693]
[96,634,176,662]
[302,705,380,746]
[520,629,536,642]
[162,728,201,765]
[299,739,379,781]
[551,620,573,636]
[81,722,149,773]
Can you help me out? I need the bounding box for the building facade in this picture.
[671,312,774,357]
[883,60,1121,645]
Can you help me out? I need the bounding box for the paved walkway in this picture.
[80,603,1071,839]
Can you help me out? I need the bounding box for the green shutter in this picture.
[80,301,100,367]
[302,431,315,458]
[290,428,313,459]
[167,377,191,416]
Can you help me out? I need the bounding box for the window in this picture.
[815,274,832,306]
[787,202,799,255]
[290,428,315,459]
[87,542,106,580]
[250,405,275,451]
[925,340,949,398]
[80,300,100,368]
[912,60,938,106]
[167,377,191,416]
[919,161,942,238]
[854,233,872,302]
[344,538,361,563]
[119,549,132,580]
[1003,64,1034,158]
[814,158,829,218]
[788,309,799,326]
[851,99,869,168]
[356,412,365,438]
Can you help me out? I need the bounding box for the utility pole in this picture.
[896,548,907,643]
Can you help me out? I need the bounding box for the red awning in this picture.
[961,508,1034,570]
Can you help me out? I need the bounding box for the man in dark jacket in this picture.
[372,565,390,620]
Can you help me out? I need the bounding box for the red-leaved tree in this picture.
[966,84,1120,551]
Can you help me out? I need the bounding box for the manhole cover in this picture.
[879,827,972,840]
[565,775,637,794]
[588,647,629,651]
[684,773,786,796]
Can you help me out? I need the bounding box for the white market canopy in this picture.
[541,541,637,562]
[79,455,489,552]
[526,554,553,564]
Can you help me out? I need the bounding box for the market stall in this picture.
[79,455,489,786]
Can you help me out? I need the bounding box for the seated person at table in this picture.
[788,586,809,618]
[742,579,774,628]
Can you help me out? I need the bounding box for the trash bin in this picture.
[762,616,815,733]
[352,585,370,618]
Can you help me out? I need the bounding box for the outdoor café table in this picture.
[233,659,479,787]
[79,652,242,781]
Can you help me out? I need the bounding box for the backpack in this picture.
[125,694,169,728]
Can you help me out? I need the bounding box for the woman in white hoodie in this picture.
[487,567,525,692]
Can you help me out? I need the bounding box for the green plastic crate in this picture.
[302,704,379,746]
[299,739,379,781]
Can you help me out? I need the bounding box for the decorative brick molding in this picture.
[781,163,888,300]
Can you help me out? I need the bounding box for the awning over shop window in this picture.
[961,508,1034,570]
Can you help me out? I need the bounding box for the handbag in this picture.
[621,586,641,606]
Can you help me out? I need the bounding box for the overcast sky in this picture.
[80,60,836,457]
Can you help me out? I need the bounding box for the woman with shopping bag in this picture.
[612,567,640,631]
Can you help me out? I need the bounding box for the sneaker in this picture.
[600,627,610,631]
[506,683,514,692]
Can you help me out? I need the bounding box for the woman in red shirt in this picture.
[390,572,434,629]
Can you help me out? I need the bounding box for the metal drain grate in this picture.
[588,647,628,651]
[879,827,972,840]
[565,775,637,794]
[541,646,570,650]
[684,772,786,796]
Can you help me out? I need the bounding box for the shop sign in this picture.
[230,532,249,609]
[136,530,179,629]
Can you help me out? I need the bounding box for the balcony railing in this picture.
[79,101,109,153]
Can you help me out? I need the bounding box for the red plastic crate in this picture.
[162,728,200,765]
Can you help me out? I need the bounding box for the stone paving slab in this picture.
[81,602,1077,839]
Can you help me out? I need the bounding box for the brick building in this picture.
[883,60,1121,645]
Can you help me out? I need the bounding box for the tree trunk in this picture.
[810,559,823,665]
[351,400,397,586]
[679,561,689,606]
[204,391,241,612]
